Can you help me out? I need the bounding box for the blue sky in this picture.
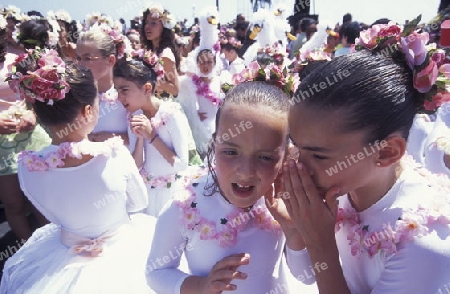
[8,0,442,27]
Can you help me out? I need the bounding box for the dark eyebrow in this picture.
[288,135,332,152]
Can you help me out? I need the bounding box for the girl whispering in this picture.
[147,82,311,293]
[284,20,450,293]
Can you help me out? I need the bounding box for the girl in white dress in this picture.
[178,49,223,157]
[285,22,450,293]
[1,49,156,293]
[113,56,191,217]
[147,82,317,294]
[76,25,129,144]
[141,3,180,98]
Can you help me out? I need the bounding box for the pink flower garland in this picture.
[336,155,450,258]
[98,87,118,104]
[19,137,123,172]
[175,173,281,248]
[192,75,222,106]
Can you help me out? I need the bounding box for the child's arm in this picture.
[132,137,145,169]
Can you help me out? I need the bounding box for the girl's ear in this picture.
[82,103,95,122]
[375,135,406,167]
[143,82,153,95]
[108,54,116,66]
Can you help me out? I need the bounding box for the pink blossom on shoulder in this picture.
[196,218,217,240]
[217,228,237,247]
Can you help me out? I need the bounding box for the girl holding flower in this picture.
[113,55,192,217]
[1,48,156,293]
[146,82,315,294]
[284,19,450,293]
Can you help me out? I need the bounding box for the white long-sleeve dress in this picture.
[0,137,156,294]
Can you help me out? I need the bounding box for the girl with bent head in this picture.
[285,22,450,293]
[1,50,156,293]
[76,25,128,144]
[0,18,52,241]
[141,3,180,97]
[113,56,192,217]
[147,82,311,293]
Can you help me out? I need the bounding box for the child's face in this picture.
[214,104,287,209]
[76,42,111,81]
[223,49,236,62]
[197,52,215,75]
[114,77,148,112]
[128,33,141,50]
[144,15,163,42]
[288,106,379,197]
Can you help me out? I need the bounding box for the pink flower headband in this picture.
[97,24,129,60]
[355,15,450,112]
[130,49,165,82]
[222,61,300,98]
[6,49,70,105]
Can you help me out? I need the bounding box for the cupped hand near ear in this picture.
[282,159,340,249]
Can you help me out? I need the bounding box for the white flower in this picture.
[436,136,450,155]
[0,15,7,30]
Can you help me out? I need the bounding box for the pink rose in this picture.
[38,50,65,69]
[356,25,382,49]
[36,69,59,82]
[413,60,438,93]
[400,32,430,69]
[424,91,450,111]
[432,49,446,67]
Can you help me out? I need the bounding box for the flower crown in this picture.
[5,48,70,105]
[220,36,243,50]
[143,3,174,30]
[95,23,130,59]
[256,43,286,66]
[222,60,300,97]
[288,49,332,74]
[84,13,115,30]
[3,5,21,20]
[47,10,72,24]
[355,15,450,113]
[130,49,165,82]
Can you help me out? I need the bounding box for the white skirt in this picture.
[0,213,157,294]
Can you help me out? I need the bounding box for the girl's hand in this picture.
[263,172,295,230]
[282,160,340,249]
[130,114,154,140]
[199,253,249,293]
[0,118,19,135]
[17,110,36,133]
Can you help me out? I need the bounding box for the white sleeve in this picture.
[146,199,190,294]
[115,145,148,213]
[285,247,316,285]
[371,229,450,293]
[165,106,190,171]
[161,47,176,63]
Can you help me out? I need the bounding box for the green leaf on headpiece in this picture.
[402,15,422,37]
[436,77,448,90]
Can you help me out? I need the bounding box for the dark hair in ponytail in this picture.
[292,50,425,143]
